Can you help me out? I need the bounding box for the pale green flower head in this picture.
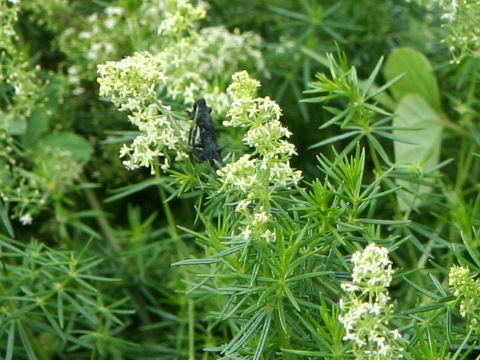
[244,120,295,158]
[350,243,394,291]
[0,139,84,224]
[217,71,301,245]
[97,52,167,113]
[96,1,266,174]
[227,70,261,101]
[157,0,207,38]
[449,264,480,333]
[440,0,480,61]
[218,71,301,196]
[217,154,258,194]
[449,265,473,297]
[0,1,46,125]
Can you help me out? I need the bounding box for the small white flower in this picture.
[79,31,92,40]
[261,229,275,243]
[253,211,269,225]
[19,213,33,226]
[235,199,251,213]
[13,83,23,95]
[104,6,124,17]
[242,226,252,240]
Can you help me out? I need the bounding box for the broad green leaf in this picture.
[393,94,442,210]
[38,132,94,164]
[394,94,442,168]
[384,47,441,112]
[21,108,50,147]
[2,113,27,135]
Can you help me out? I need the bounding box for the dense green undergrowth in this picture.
[1,0,480,359]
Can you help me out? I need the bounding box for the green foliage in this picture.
[384,47,441,112]
[393,94,443,210]
[39,132,94,164]
[384,47,443,211]
[1,0,480,359]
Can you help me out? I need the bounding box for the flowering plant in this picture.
[339,244,404,359]
[1,0,480,359]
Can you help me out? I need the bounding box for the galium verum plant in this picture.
[98,52,188,173]
[97,0,264,174]
[0,0,87,226]
[170,71,305,358]
[218,71,302,242]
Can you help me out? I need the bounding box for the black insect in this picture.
[188,98,224,172]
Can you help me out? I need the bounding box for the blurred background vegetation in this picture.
[1,0,479,359]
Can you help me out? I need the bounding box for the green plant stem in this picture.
[156,177,195,360]
[83,186,122,252]
[418,221,444,269]
[442,116,470,138]
[188,298,195,360]
[157,182,189,258]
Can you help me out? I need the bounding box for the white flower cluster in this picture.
[59,4,128,85]
[97,1,265,173]
[218,71,302,193]
[218,155,258,193]
[449,264,480,332]
[63,0,263,99]
[156,0,207,38]
[157,26,264,114]
[339,243,403,360]
[98,52,189,173]
[410,0,480,62]
[440,0,480,62]
[98,52,167,112]
[350,244,394,290]
[0,2,45,123]
[217,71,301,244]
